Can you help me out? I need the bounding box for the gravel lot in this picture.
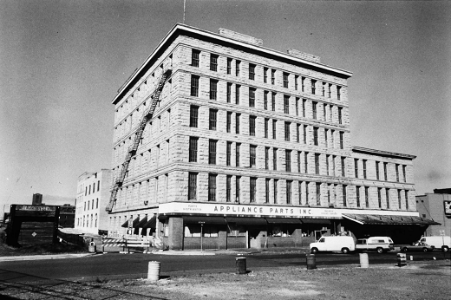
[2,261,449,300]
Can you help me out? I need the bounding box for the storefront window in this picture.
[268,224,296,237]
[184,224,219,237]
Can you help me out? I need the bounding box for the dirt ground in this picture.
[1,261,450,299]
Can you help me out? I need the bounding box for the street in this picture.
[1,250,449,282]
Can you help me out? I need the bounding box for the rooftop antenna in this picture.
[183,0,186,24]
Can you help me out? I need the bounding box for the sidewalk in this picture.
[0,253,94,262]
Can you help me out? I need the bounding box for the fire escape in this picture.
[106,69,172,212]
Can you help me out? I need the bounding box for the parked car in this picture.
[310,236,355,254]
[355,236,394,253]
[417,236,451,252]
[399,242,434,253]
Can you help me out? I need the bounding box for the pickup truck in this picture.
[398,242,434,253]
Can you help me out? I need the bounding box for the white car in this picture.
[356,236,394,253]
[310,236,355,254]
[418,236,451,252]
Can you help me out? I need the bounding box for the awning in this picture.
[266,218,301,224]
[226,217,267,226]
[135,216,148,228]
[183,216,226,224]
[300,218,331,225]
[343,214,440,226]
[121,217,140,228]
[142,215,157,229]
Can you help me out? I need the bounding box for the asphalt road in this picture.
[1,250,449,282]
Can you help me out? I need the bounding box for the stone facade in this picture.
[105,24,420,247]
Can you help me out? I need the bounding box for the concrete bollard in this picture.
[359,253,369,268]
[409,255,413,261]
[306,254,316,270]
[236,257,247,274]
[148,261,160,281]
[88,242,96,253]
[397,253,407,267]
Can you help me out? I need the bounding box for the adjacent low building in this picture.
[105,24,436,250]
[75,169,111,234]
[416,188,451,236]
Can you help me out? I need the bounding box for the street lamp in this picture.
[199,221,205,251]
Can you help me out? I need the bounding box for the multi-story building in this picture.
[106,24,435,250]
[416,188,451,236]
[75,169,111,234]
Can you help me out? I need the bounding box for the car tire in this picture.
[402,247,408,253]
[311,247,318,254]
[376,247,384,254]
[422,248,429,253]
[341,247,349,254]
[442,246,449,252]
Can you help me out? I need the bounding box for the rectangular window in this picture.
[264,118,269,138]
[284,95,290,114]
[250,145,257,167]
[384,162,388,181]
[339,131,344,149]
[403,165,407,182]
[191,49,200,67]
[356,186,361,207]
[315,153,320,175]
[341,157,346,177]
[316,182,321,205]
[263,67,268,83]
[236,60,240,76]
[210,79,218,100]
[209,139,217,164]
[226,142,232,166]
[249,64,256,80]
[249,88,256,107]
[311,79,316,94]
[298,151,301,173]
[302,99,306,117]
[385,188,390,208]
[337,86,341,100]
[363,159,367,179]
[303,125,307,144]
[226,175,232,202]
[343,185,347,207]
[190,75,199,97]
[209,109,217,130]
[285,150,291,172]
[295,98,299,116]
[273,148,277,170]
[272,120,277,139]
[226,83,232,103]
[235,113,240,134]
[264,91,268,110]
[301,77,305,92]
[188,172,197,200]
[236,176,241,202]
[398,189,402,209]
[265,179,270,203]
[93,182,95,193]
[365,186,369,208]
[271,69,276,85]
[328,83,332,98]
[271,92,276,111]
[283,72,289,88]
[189,105,199,127]
[274,179,278,203]
[313,127,319,146]
[210,54,218,71]
[249,116,256,136]
[284,122,290,141]
[97,180,100,191]
[338,107,343,124]
[325,129,328,147]
[236,143,241,167]
[304,152,309,173]
[295,75,299,90]
[265,147,269,170]
[378,188,382,208]
[226,112,232,133]
[286,180,292,204]
[208,174,217,201]
[376,161,380,180]
[250,177,257,202]
[405,190,409,209]
[396,164,400,182]
[188,137,198,162]
[322,82,326,96]
[326,155,330,176]
[354,159,359,178]
[227,58,232,74]
[296,124,300,143]
[235,85,240,104]
[312,102,317,119]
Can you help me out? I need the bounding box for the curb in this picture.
[0,253,95,262]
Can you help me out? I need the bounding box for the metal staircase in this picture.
[106,69,172,212]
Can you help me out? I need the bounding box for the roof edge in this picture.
[352,146,416,159]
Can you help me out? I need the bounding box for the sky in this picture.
[1,0,450,210]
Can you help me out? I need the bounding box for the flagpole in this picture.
[183,0,186,24]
